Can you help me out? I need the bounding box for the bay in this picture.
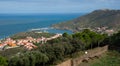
[0,13,85,39]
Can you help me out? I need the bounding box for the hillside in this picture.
[52,9,120,32]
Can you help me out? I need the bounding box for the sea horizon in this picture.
[0,13,85,39]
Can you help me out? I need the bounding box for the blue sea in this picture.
[0,13,85,39]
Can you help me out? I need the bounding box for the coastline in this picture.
[0,13,82,39]
[0,27,73,39]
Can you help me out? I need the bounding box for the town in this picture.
[0,33,62,50]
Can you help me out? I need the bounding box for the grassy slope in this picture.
[79,51,120,66]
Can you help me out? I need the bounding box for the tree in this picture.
[0,56,8,66]
[108,31,120,52]
[62,32,69,37]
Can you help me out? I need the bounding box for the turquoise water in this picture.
[0,13,84,38]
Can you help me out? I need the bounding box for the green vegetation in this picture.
[1,9,120,66]
[2,29,106,66]
[0,47,26,58]
[11,31,55,39]
[79,31,120,66]
[8,51,49,66]
[90,51,120,66]
[52,9,120,31]
[108,31,120,52]
[0,56,8,66]
[1,29,120,66]
[79,51,120,66]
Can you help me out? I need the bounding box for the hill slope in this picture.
[52,9,120,32]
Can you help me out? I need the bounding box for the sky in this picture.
[0,0,120,14]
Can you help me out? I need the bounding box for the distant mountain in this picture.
[52,9,120,32]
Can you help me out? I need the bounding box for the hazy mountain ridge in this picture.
[52,9,120,32]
